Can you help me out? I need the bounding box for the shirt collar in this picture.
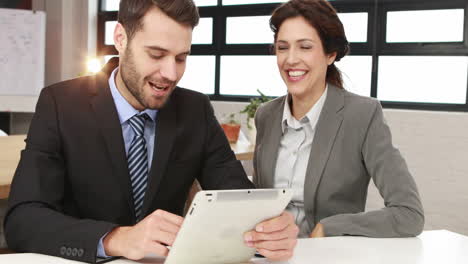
[109,67,158,124]
[281,84,328,133]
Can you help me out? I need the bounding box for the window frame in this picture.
[97,0,468,112]
[376,0,468,111]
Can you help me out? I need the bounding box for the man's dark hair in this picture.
[118,0,199,41]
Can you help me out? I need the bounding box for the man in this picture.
[4,0,298,263]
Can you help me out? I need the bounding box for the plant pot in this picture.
[221,123,241,143]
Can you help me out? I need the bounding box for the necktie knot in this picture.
[129,113,149,137]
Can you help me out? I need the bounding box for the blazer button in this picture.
[66,248,72,256]
[60,246,66,255]
[72,248,78,257]
[78,249,84,257]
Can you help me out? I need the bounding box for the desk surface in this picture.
[230,141,255,161]
[0,135,254,199]
[0,135,26,199]
[1,230,467,263]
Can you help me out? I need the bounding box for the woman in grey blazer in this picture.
[253,0,424,238]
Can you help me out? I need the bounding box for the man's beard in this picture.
[119,46,149,109]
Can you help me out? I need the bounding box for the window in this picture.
[98,0,468,111]
[178,56,216,94]
[226,16,272,44]
[220,56,285,96]
[194,0,217,6]
[378,56,468,104]
[386,9,464,43]
[105,21,117,45]
[336,56,372,97]
[193,17,213,44]
[379,1,467,110]
[102,0,119,11]
[338,12,368,43]
[222,0,287,5]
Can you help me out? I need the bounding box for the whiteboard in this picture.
[0,8,45,110]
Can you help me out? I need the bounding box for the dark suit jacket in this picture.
[254,84,424,238]
[4,70,253,263]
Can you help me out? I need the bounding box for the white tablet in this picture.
[165,188,293,264]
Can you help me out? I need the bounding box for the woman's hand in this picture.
[310,223,325,238]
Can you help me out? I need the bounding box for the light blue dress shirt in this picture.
[97,68,158,258]
[274,86,328,237]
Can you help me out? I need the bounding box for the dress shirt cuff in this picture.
[97,232,111,258]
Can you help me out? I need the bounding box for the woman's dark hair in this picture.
[118,0,199,41]
[270,0,349,88]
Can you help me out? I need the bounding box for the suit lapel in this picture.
[141,96,177,216]
[89,72,134,218]
[260,97,285,188]
[304,85,344,226]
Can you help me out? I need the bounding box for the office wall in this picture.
[6,0,98,134]
[0,0,33,133]
[32,0,97,86]
[369,109,468,236]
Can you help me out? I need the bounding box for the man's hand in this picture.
[103,210,184,260]
[244,211,299,261]
[310,223,325,238]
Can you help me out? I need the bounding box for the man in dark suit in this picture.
[3,0,298,263]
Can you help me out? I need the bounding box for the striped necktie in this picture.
[128,113,149,220]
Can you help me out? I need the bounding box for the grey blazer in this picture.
[253,84,424,238]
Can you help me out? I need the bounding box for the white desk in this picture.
[1,230,467,263]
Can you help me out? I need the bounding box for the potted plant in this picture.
[240,89,271,144]
[220,113,241,143]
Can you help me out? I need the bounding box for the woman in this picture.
[253,0,424,238]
